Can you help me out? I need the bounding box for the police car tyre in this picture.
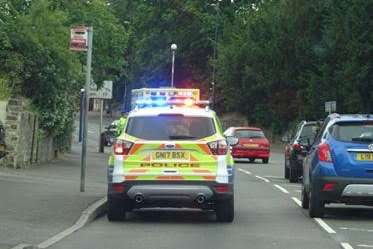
[262,158,269,164]
[308,188,324,218]
[107,198,127,222]
[301,187,309,209]
[216,196,234,222]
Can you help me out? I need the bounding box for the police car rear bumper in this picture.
[108,181,233,209]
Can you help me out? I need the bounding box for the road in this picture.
[47,152,373,249]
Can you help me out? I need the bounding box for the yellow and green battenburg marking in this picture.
[108,114,234,183]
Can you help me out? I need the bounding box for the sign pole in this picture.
[98,99,103,153]
[80,27,93,192]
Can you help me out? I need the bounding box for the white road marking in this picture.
[255,175,270,183]
[314,218,336,234]
[273,184,289,194]
[340,227,373,233]
[263,175,283,179]
[238,168,252,175]
[341,242,355,249]
[357,245,373,248]
[292,197,302,207]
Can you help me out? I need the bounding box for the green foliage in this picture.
[0,76,11,100]
[0,0,128,149]
[217,0,372,134]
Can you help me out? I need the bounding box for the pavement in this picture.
[0,112,114,249]
[45,152,373,249]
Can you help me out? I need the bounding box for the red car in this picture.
[224,127,270,163]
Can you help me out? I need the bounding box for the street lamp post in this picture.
[211,1,220,108]
[171,43,177,88]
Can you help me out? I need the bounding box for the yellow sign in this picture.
[356,153,373,161]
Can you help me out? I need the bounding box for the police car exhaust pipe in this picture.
[134,194,144,203]
[196,194,206,204]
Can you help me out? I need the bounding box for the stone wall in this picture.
[0,97,57,168]
[0,100,7,124]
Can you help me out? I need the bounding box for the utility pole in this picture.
[80,27,93,192]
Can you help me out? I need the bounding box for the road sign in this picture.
[325,101,336,114]
[70,26,88,52]
[89,81,113,99]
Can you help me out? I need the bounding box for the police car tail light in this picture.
[208,140,228,155]
[114,140,133,155]
[318,143,332,162]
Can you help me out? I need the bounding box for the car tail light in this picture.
[214,185,229,193]
[114,140,133,155]
[292,143,302,151]
[318,143,332,162]
[322,182,336,191]
[208,140,228,155]
[111,183,125,193]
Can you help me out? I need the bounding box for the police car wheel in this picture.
[216,197,234,222]
[107,198,126,221]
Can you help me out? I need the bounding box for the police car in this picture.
[107,90,238,222]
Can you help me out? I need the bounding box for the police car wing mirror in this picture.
[226,136,239,146]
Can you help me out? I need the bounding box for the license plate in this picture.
[356,153,373,161]
[0,144,5,152]
[151,151,190,161]
[244,144,259,148]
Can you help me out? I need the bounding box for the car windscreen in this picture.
[329,121,373,144]
[125,115,216,140]
[299,124,318,144]
[234,129,265,139]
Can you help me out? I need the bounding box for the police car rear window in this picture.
[329,121,373,144]
[126,115,216,140]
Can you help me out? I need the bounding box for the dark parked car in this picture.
[302,114,373,218]
[283,121,320,182]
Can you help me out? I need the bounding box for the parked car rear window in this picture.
[126,115,216,140]
[234,130,265,139]
[299,124,318,144]
[329,121,373,143]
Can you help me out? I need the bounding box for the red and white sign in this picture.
[70,26,88,52]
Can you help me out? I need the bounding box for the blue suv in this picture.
[302,114,373,217]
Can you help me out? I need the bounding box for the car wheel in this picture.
[301,186,309,209]
[289,166,298,183]
[249,158,255,163]
[107,197,127,222]
[262,158,269,164]
[216,197,234,222]
[308,189,324,218]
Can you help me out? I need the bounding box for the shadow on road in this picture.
[324,206,373,220]
[123,209,217,223]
